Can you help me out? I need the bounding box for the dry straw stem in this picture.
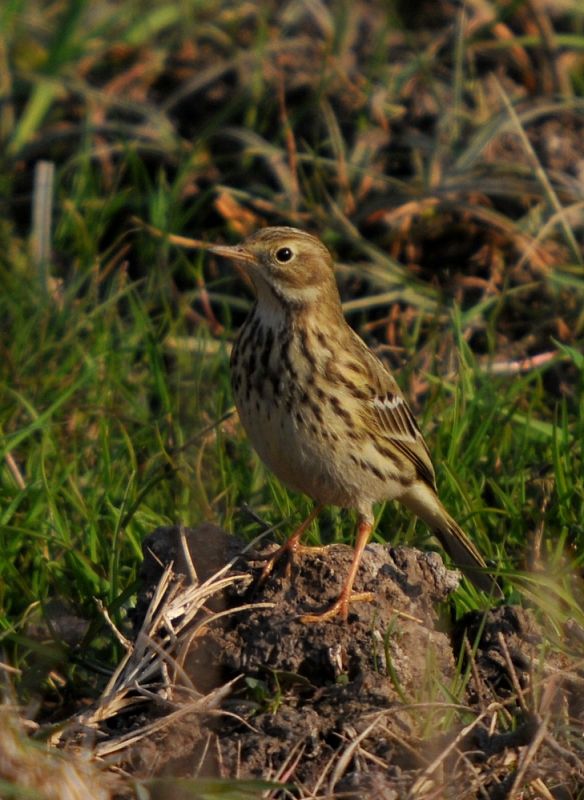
[53,536,275,755]
[131,215,212,252]
[408,704,501,799]
[506,712,551,798]
[327,711,394,793]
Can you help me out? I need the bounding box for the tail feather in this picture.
[434,514,503,599]
[400,482,503,599]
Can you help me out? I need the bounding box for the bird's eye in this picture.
[275,246,294,264]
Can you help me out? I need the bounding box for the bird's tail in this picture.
[401,483,503,599]
[434,512,503,599]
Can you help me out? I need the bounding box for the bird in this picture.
[202,226,502,621]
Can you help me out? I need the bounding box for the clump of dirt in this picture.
[103,525,583,797]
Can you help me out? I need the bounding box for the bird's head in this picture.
[206,227,341,312]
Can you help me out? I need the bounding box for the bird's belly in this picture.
[235,392,353,507]
[235,386,402,511]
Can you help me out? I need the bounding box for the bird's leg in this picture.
[301,517,375,623]
[257,503,325,583]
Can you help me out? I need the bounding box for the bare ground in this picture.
[80,523,584,799]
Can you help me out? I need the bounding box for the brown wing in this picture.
[345,329,437,491]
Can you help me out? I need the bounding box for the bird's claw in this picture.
[300,591,375,623]
[256,542,331,585]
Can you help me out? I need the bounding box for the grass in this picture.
[1,0,584,796]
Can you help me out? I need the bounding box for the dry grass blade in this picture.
[264,739,306,797]
[497,631,529,712]
[31,160,55,293]
[54,559,267,743]
[407,705,500,799]
[277,70,300,212]
[506,712,550,797]
[4,450,26,491]
[321,98,355,215]
[327,712,388,793]
[131,216,213,250]
[515,200,584,272]
[93,679,240,758]
[495,77,583,265]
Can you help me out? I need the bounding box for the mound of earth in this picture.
[103,524,583,798]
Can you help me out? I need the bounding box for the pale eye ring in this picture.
[275,246,294,263]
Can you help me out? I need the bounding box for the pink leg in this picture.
[301,517,375,623]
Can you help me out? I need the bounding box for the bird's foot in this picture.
[250,504,325,585]
[256,540,330,584]
[300,591,375,623]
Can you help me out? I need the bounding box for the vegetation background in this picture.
[0,0,583,797]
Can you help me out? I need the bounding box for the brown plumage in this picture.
[205,226,502,620]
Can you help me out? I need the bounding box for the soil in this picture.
[106,523,584,798]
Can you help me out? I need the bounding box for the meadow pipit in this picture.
[203,227,502,620]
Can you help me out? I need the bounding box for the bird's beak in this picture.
[206,243,255,266]
[204,242,255,287]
